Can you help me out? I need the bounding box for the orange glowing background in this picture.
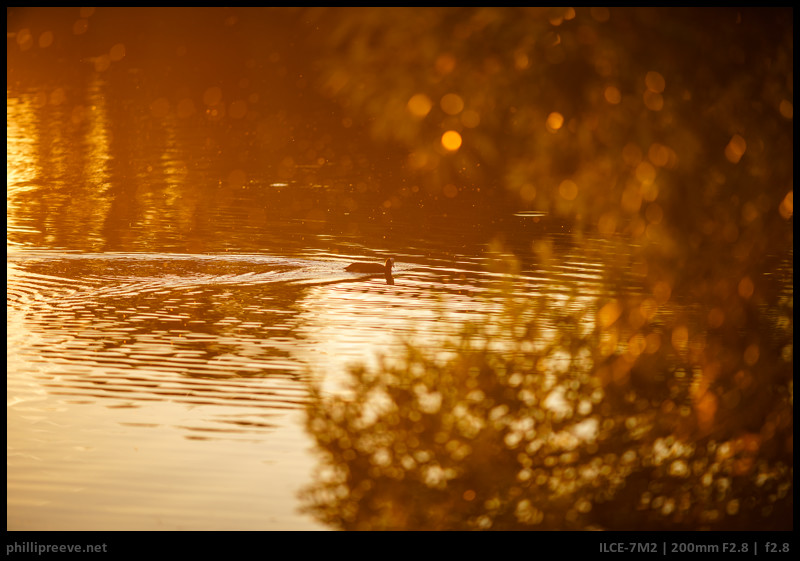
[7,7,793,533]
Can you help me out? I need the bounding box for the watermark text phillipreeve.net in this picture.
[7,542,108,555]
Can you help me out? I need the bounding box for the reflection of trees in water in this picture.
[302,282,792,530]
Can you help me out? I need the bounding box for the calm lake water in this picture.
[8,225,634,530]
[7,8,792,532]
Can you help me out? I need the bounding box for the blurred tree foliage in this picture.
[307,8,793,272]
[307,5,793,377]
[307,7,791,222]
[305,6,794,436]
[299,7,792,529]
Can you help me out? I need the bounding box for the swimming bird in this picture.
[345,257,395,274]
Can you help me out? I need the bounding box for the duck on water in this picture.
[345,257,395,284]
[344,257,395,274]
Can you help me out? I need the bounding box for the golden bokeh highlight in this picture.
[558,179,578,201]
[671,325,689,353]
[724,134,747,164]
[737,276,754,299]
[604,86,621,104]
[109,43,126,62]
[642,71,665,111]
[407,93,433,118]
[647,143,670,167]
[627,333,647,358]
[16,29,33,51]
[645,71,666,93]
[778,190,792,219]
[778,99,793,119]
[441,130,462,151]
[70,105,88,126]
[38,31,54,49]
[743,344,760,366]
[695,392,718,433]
[598,299,622,328]
[440,93,464,115]
[93,55,111,73]
[641,181,659,202]
[643,90,663,111]
[635,161,656,184]
[741,201,759,224]
[73,19,89,36]
[546,112,564,132]
[620,183,642,214]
